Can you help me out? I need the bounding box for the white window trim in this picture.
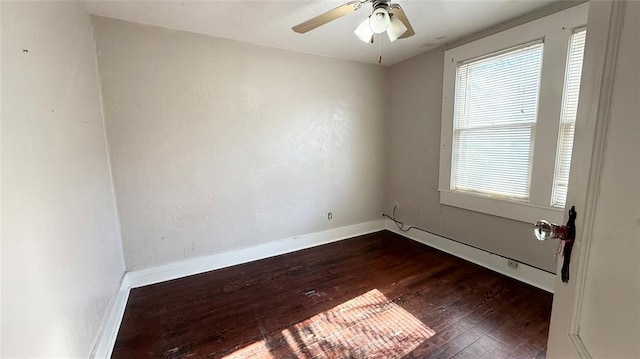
[439,3,588,224]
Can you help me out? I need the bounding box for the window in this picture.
[453,42,543,200]
[439,4,588,223]
[552,28,587,208]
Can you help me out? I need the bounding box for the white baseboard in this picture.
[126,219,385,288]
[91,275,131,359]
[384,219,556,293]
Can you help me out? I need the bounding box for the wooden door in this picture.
[546,1,640,357]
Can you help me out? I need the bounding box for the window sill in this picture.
[439,189,565,224]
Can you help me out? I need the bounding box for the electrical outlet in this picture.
[508,259,519,269]
[328,212,332,221]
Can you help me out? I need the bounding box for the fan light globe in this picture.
[354,17,374,43]
[387,15,408,42]
[369,8,390,34]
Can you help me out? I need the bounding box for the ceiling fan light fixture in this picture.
[354,17,374,43]
[387,15,407,42]
[369,7,390,34]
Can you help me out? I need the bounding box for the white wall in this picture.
[385,48,559,273]
[1,2,125,357]
[91,17,387,271]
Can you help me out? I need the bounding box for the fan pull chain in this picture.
[377,34,383,64]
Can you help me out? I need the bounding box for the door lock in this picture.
[534,206,577,283]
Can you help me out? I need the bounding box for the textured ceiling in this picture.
[83,0,557,66]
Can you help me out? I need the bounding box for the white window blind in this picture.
[452,42,543,200]
[552,28,587,208]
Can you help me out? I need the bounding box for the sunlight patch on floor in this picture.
[224,289,435,358]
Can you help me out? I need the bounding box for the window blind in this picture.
[453,42,543,199]
[552,29,587,208]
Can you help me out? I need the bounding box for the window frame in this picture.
[438,4,589,224]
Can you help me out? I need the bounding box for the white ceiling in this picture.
[83,0,557,66]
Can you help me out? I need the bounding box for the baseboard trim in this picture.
[126,219,386,288]
[91,275,131,359]
[384,219,556,293]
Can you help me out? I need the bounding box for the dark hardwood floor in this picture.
[112,230,553,359]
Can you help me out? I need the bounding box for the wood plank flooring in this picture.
[112,230,553,358]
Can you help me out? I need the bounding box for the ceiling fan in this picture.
[292,0,415,43]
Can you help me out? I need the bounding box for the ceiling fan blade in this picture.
[293,1,365,34]
[389,4,415,39]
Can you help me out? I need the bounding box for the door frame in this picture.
[546,0,626,357]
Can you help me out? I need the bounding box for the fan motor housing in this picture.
[372,0,391,10]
